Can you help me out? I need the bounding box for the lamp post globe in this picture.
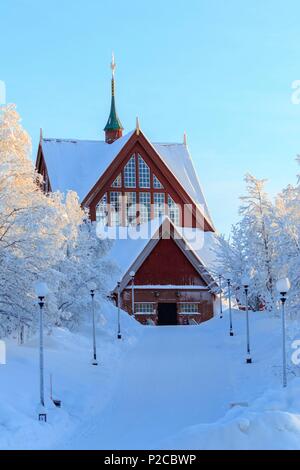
[276,278,291,296]
[88,281,97,293]
[241,275,251,289]
[276,277,291,388]
[34,282,49,299]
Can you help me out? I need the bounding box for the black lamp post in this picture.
[218,274,223,319]
[117,281,122,339]
[88,281,98,366]
[225,273,234,336]
[242,275,252,364]
[34,282,49,422]
[276,277,291,388]
[129,271,135,318]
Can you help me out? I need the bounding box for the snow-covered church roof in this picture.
[152,141,213,226]
[40,130,213,227]
[41,131,134,202]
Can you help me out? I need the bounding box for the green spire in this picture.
[104,53,123,132]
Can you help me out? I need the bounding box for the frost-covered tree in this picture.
[0,104,115,338]
[274,170,300,317]
[216,174,278,311]
[47,196,116,330]
[214,156,300,317]
[0,105,68,337]
[239,174,278,309]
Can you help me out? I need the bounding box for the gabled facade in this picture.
[36,128,214,231]
[109,219,217,325]
[83,130,214,231]
[36,56,218,326]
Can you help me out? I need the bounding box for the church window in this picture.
[153,174,163,189]
[178,303,199,314]
[168,195,180,225]
[135,303,155,314]
[139,192,151,224]
[110,191,122,226]
[96,193,108,225]
[154,193,165,219]
[111,173,122,188]
[124,155,136,188]
[125,192,137,226]
[138,155,150,188]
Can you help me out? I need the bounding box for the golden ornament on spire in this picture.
[111,52,116,77]
[183,131,187,147]
[136,116,140,135]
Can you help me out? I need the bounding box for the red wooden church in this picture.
[36,56,219,326]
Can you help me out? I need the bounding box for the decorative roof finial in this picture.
[183,131,187,147]
[136,116,140,135]
[111,52,116,79]
[40,128,43,143]
[104,53,124,143]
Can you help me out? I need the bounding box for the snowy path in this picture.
[0,311,286,449]
[61,313,279,450]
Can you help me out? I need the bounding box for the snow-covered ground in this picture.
[0,305,140,450]
[1,308,300,450]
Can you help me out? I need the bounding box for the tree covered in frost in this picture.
[47,195,116,330]
[216,174,278,311]
[0,104,66,338]
[0,104,115,339]
[274,162,300,317]
[216,161,300,316]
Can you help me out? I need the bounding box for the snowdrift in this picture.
[162,379,300,450]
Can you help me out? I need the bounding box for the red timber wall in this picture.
[84,133,214,231]
[120,237,214,325]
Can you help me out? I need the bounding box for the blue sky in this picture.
[2,0,300,234]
